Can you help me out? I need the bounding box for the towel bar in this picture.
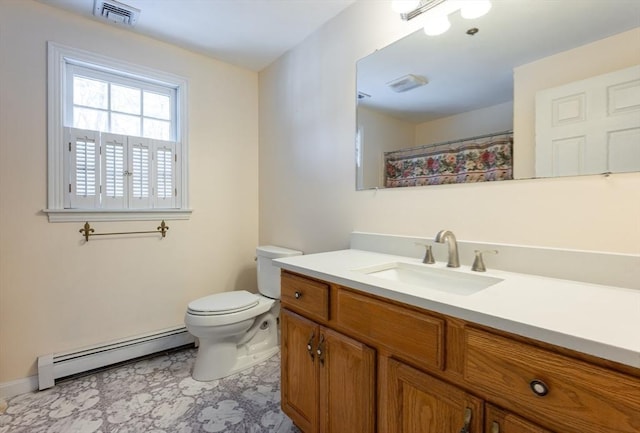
[79,220,169,241]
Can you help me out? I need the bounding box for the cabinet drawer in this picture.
[335,288,444,370]
[464,328,640,433]
[281,272,329,322]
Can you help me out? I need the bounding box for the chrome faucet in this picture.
[435,230,460,268]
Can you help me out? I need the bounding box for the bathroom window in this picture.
[45,42,191,221]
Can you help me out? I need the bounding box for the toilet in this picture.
[184,245,302,381]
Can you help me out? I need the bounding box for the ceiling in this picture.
[38,0,357,71]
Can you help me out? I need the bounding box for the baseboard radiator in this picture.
[37,326,195,390]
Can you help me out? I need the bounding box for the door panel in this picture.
[319,327,375,433]
[281,310,318,433]
[387,358,483,433]
[536,65,640,177]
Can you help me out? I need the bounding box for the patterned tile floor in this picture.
[0,348,301,433]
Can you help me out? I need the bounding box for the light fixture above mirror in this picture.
[392,0,492,36]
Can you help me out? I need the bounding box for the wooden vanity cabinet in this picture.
[386,357,483,433]
[280,274,375,433]
[279,270,640,433]
[464,327,640,433]
[280,310,319,433]
[485,405,553,433]
[333,287,445,371]
[383,358,553,433]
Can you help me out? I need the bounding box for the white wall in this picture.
[357,106,415,188]
[414,101,513,148]
[258,2,640,255]
[0,1,259,383]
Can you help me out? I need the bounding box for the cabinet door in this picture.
[281,309,319,433]
[387,358,483,433]
[486,405,553,433]
[319,327,375,433]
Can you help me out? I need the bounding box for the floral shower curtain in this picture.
[384,132,513,188]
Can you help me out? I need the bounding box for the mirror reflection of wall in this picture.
[358,106,416,187]
[356,0,640,190]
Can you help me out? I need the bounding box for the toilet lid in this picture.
[187,290,260,315]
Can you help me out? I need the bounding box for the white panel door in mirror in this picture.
[535,65,640,178]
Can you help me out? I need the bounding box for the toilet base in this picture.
[191,343,279,381]
[190,311,279,381]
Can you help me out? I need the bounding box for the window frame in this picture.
[66,64,177,140]
[45,42,191,222]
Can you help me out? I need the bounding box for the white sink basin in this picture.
[354,262,503,295]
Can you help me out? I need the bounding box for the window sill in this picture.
[43,208,193,222]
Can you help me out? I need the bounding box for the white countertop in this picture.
[274,249,640,368]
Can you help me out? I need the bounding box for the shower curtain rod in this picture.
[384,129,513,157]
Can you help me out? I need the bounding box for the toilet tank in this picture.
[256,245,302,299]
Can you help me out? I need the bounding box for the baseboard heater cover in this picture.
[37,326,195,390]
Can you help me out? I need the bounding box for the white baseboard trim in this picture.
[1,326,195,399]
[0,375,39,400]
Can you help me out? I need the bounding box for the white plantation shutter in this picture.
[154,141,176,208]
[66,128,100,209]
[64,127,179,210]
[101,133,126,209]
[129,137,152,209]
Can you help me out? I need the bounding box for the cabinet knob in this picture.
[306,332,315,361]
[317,334,326,365]
[294,291,302,299]
[529,379,549,397]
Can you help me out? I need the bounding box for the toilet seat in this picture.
[187,290,259,316]
[185,294,275,328]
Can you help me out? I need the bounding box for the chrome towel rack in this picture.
[79,221,169,242]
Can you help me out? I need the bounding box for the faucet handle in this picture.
[472,250,498,272]
[415,242,435,264]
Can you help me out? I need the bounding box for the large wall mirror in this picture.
[356,0,640,190]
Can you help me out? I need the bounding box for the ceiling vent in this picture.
[93,0,140,26]
[386,74,428,93]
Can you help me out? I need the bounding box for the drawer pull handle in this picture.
[459,407,472,433]
[294,291,302,299]
[306,332,315,361]
[491,421,500,433]
[529,379,549,397]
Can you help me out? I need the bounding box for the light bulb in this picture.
[391,0,421,14]
[460,0,492,19]
[423,14,451,36]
